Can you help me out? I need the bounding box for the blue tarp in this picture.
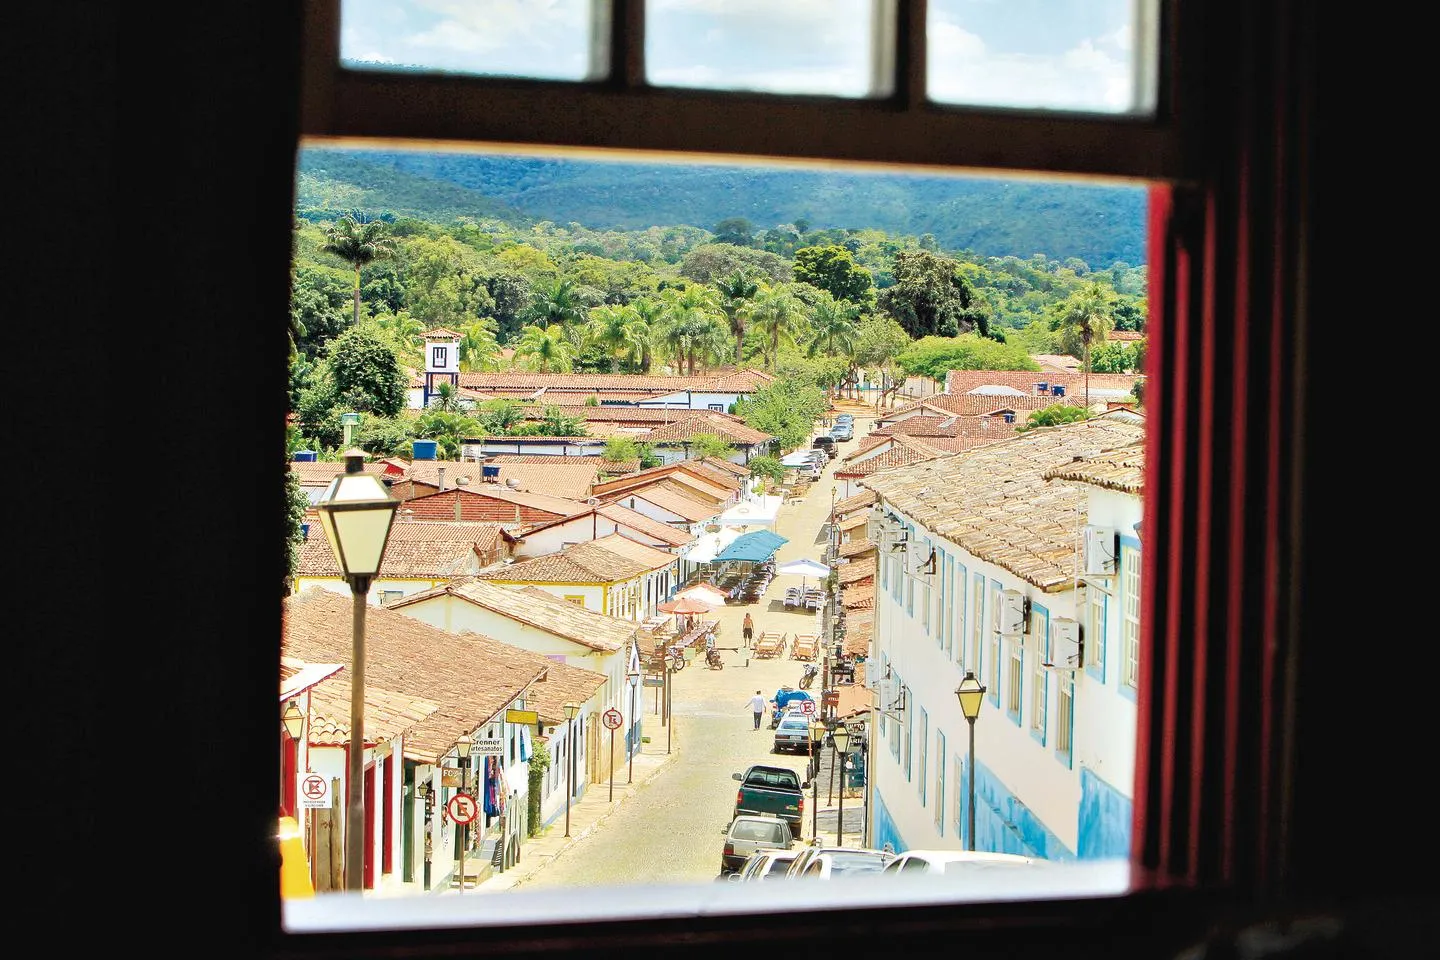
[714,530,788,563]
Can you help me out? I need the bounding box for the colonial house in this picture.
[590,459,746,505]
[408,369,774,411]
[396,457,600,502]
[858,414,1144,863]
[833,434,995,499]
[397,485,586,527]
[510,502,695,559]
[875,392,1058,429]
[475,532,681,621]
[386,576,642,794]
[283,587,567,894]
[524,658,612,830]
[632,368,776,409]
[944,370,1144,410]
[598,480,724,531]
[293,518,516,604]
[641,412,775,465]
[289,458,389,505]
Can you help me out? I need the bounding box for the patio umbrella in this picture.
[658,596,716,615]
[777,557,831,594]
[677,583,728,606]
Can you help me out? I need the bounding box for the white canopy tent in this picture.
[776,557,831,595]
[683,527,742,564]
[715,495,783,529]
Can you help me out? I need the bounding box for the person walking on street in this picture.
[749,690,768,730]
[742,612,754,647]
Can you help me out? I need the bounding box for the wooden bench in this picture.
[753,632,786,658]
[791,634,819,661]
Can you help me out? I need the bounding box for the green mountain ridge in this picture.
[297,149,1147,268]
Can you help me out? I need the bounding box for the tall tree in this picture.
[320,212,397,327]
[628,296,664,373]
[1049,281,1117,408]
[586,304,646,373]
[513,323,576,373]
[748,284,808,371]
[876,249,990,339]
[793,245,874,305]
[715,269,760,365]
[659,286,724,375]
[523,277,591,335]
[804,292,861,396]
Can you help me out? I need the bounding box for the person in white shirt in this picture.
[748,691,768,730]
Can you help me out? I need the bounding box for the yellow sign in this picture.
[505,709,539,725]
[440,766,462,788]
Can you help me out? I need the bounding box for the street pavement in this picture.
[465,408,882,893]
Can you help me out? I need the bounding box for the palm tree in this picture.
[320,212,397,327]
[749,284,808,370]
[628,297,664,372]
[586,304,646,373]
[806,293,861,398]
[427,380,464,412]
[513,323,576,373]
[523,277,589,337]
[457,320,503,372]
[659,286,723,375]
[1050,281,1117,408]
[715,269,760,365]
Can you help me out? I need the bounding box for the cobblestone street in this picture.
[511,411,877,890]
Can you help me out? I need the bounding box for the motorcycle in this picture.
[798,663,818,689]
[705,647,724,670]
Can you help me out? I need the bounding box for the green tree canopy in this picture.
[678,243,792,285]
[877,249,992,339]
[793,245,874,305]
[1016,403,1091,432]
[320,212,398,327]
[324,326,408,418]
[686,433,735,461]
[896,334,1038,380]
[734,378,828,450]
[745,454,786,484]
[603,435,640,462]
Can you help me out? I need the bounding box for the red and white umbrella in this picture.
[677,583,728,606]
[657,596,717,615]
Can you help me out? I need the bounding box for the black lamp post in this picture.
[956,671,987,851]
[562,702,579,837]
[809,721,823,841]
[313,448,399,892]
[626,669,639,784]
[831,722,851,847]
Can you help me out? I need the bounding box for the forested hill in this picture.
[296,149,1147,269]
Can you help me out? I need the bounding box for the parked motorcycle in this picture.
[798,663,818,689]
[706,647,724,670]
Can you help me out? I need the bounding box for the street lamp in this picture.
[831,722,851,847]
[281,700,305,740]
[809,721,824,842]
[562,702,579,837]
[956,671,987,851]
[313,448,399,892]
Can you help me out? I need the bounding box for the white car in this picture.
[878,849,1040,876]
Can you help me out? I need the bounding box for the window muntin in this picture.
[1029,607,1048,743]
[1055,671,1074,767]
[1121,544,1141,691]
[1086,582,1108,682]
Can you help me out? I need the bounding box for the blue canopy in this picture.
[714,529,788,563]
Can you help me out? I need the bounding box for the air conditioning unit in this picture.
[890,530,908,552]
[1083,525,1117,576]
[1000,589,1027,635]
[870,676,895,705]
[1044,617,1083,670]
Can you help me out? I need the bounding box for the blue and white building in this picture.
[858,413,1145,862]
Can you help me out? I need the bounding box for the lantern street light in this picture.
[281,700,305,740]
[831,723,851,846]
[562,702,579,837]
[955,671,987,851]
[809,721,824,841]
[313,448,399,892]
[626,669,640,784]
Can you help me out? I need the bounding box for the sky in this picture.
[340,0,1152,114]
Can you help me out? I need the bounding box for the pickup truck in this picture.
[732,764,807,838]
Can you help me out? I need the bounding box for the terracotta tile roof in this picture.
[592,459,741,495]
[387,577,634,652]
[297,519,509,579]
[526,658,611,725]
[633,368,777,398]
[1041,441,1146,494]
[836,538,877,559]
[841,609,873,654]
[604,482,720,522]
[288,460,388,484]
[283,586,553,763]
[838,512,870,532]
[596,504,695,546]
[1108,330,1146,342]
[838,560,876,585]
[864,418,1146,591]
[306,672,442,748]
[831,679,871,722]
[478,532,677,584]
[399,459,598,501]
[399,487,579,524]
[280,656,343,700]
[644,413,773,445]
[701,456,750,477]
[1030,353,1084,373]
[448,372,772,393]
[883,393,1056,421]
[945,369,1144,398]
[422,327,463,340]
[842,581,875,609]
[833,489,877,515]
[530,406,715,422]
[654,476,729,505]
[835,444,942,479]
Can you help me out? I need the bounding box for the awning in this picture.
[682,527,742,563]
[716,495,783,528]
[776,558,830,578]
[715,530,788,564]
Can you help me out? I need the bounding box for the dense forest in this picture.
[297,149,1149,268]
[287,174,1147,466]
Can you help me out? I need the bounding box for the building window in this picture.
[1086,582,1108,682]
[919,543,931,633]
[953,561,967,666]
[1006,633,1024,726]
[380,589,403,604]
[969,572,984,675]
[917,707,928,805]
[937,550,948,651]
[934,730,946,835]
[953,752,965,838]
[989,581,1004,706]
[1122,545,1142,691]
[431,345,447,368]
[1055,672,1075,768]
[1029,608,1048,744]
[708,403,724,412]
[905,527,915,616]
[903,686,913,780]
[564,595,585,606]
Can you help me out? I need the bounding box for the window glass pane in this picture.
[341,0,598,81]
[647,0,877,97]
[928,0,1158,115]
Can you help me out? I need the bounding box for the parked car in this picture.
[784,845,894,879]
[877,849,1039,876]
[834,412,854,422]
[829,422,854,441]
[772,715,816,754]
[732,764,807,839]
[720,815,795,874]
[728,848,801,882]
[811,435,837,459]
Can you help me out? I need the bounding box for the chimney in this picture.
[455,493,463,521]
[437,467,446,491]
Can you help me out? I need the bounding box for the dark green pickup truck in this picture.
[732,764,807,838]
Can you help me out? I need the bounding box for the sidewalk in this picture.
[458,739,680,894]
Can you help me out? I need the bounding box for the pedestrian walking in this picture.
[742,612,754,646]
[748,690,768,730]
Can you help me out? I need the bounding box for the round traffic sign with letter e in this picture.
[447,792,478,824]
[800,699,817,716]
[602,707,623,730]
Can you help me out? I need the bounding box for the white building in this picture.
[511,502,695,559]
[858,415,1144,863]
[474,532,681,621]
